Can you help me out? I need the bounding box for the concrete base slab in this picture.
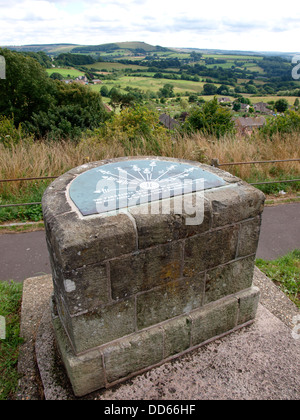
[18,269,300,400]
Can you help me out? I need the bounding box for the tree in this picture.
[100,85,109,97]
[274,98,289,113]
[159,84,174,98]
[233,102,241,112]
[202,83,218,95]
[50,72,64,81]
[185,97,235,138]
[26,81,108,140]
[0,48,55,126]
[217,84,230,95]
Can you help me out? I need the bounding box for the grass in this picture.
[0,181,49,222]
[85,62,144,71]
[0,130,299,223]
[256,250,300,308]
[46,67,85,78]
[90,75,207,95]
[0,281,23,400]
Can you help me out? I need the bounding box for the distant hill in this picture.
[71,41,170,54]
[2,42,295,60]
[3,41,170,55]
[3,44,81,54]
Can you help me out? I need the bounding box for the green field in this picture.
[202,54,263,60]
[86,61,145,71]
[246,96,299,105]
[46,67,85,78]
[89,75,208,95]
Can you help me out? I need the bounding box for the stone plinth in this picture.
[42,156,265,397]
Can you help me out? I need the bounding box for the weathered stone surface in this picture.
[56,262,109,315]
[57,297,136,354]
[237,286,260,325]
[237,216,262,258]
[205,183,265,228]
[163,316,192,358]
[136,274,205,330]
[42,190,72,222]
[52,316,105,397]
[184,225,239,275]
[44,212,137,271]
[103,327,164,383]
[110,242,182,300]
[129,196,211,249]
[204,256,256,304]
[190,297,238,346]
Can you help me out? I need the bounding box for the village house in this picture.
[74,75,89,85]
[240,103,250,112]
[253,102,272,115]
[235,116,266,135]
[217,97,232,104]
[159,113,180,129]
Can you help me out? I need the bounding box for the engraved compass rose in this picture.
[68,159,226,216]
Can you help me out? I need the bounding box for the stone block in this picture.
[44,211,137,271]
[52,316,105,397]
[103,327,164,383]
[205,182,265,228]
[237,216,262,257]
[54,262,109,315]
[237,286,260,325]
[129,196,211,249]
[184,225,239,275]
[204,256,256,304]
[110,242,182,300]
[55,295,136,354]
[163,316,192,358]
[136,274,205,330]
[190,296,238,346]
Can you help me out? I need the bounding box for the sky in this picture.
[0,0,300,53]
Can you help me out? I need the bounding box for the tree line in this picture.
[0,49,109,141]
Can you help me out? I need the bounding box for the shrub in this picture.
[260,110,300,138]
[88,105,170,154]
[184,97,235,138]
[0,116,26,148]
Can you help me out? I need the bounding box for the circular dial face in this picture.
[69,159,226,216]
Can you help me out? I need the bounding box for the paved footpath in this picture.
[0,202,299,283]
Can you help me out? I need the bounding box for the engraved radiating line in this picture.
[132,165,146,181]
[135,170,146,181]
[118,167,145,182]
[98,168,141,184]
[159,167,197,182]
[154,165,176,181]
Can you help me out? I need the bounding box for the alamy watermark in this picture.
[94,173,205,226]
[292,315,300,340]
[0,55,6,79]
[292,55,300,80]
[0,315,6,340]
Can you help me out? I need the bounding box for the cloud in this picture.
[0,0,299,52]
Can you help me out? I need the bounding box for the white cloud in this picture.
[0,0,299,52]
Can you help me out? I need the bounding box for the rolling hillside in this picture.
[3,41,170,55]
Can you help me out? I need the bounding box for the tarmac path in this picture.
[0,202,299,283]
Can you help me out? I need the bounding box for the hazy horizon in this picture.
[0,0,299,54]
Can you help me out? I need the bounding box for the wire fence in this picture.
[0,158,299,209]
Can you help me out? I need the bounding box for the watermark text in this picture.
[292,55,300,80]
[0,55,6,79]
[0,316,6,340]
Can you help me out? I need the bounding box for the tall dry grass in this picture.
[0,131,299,195]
